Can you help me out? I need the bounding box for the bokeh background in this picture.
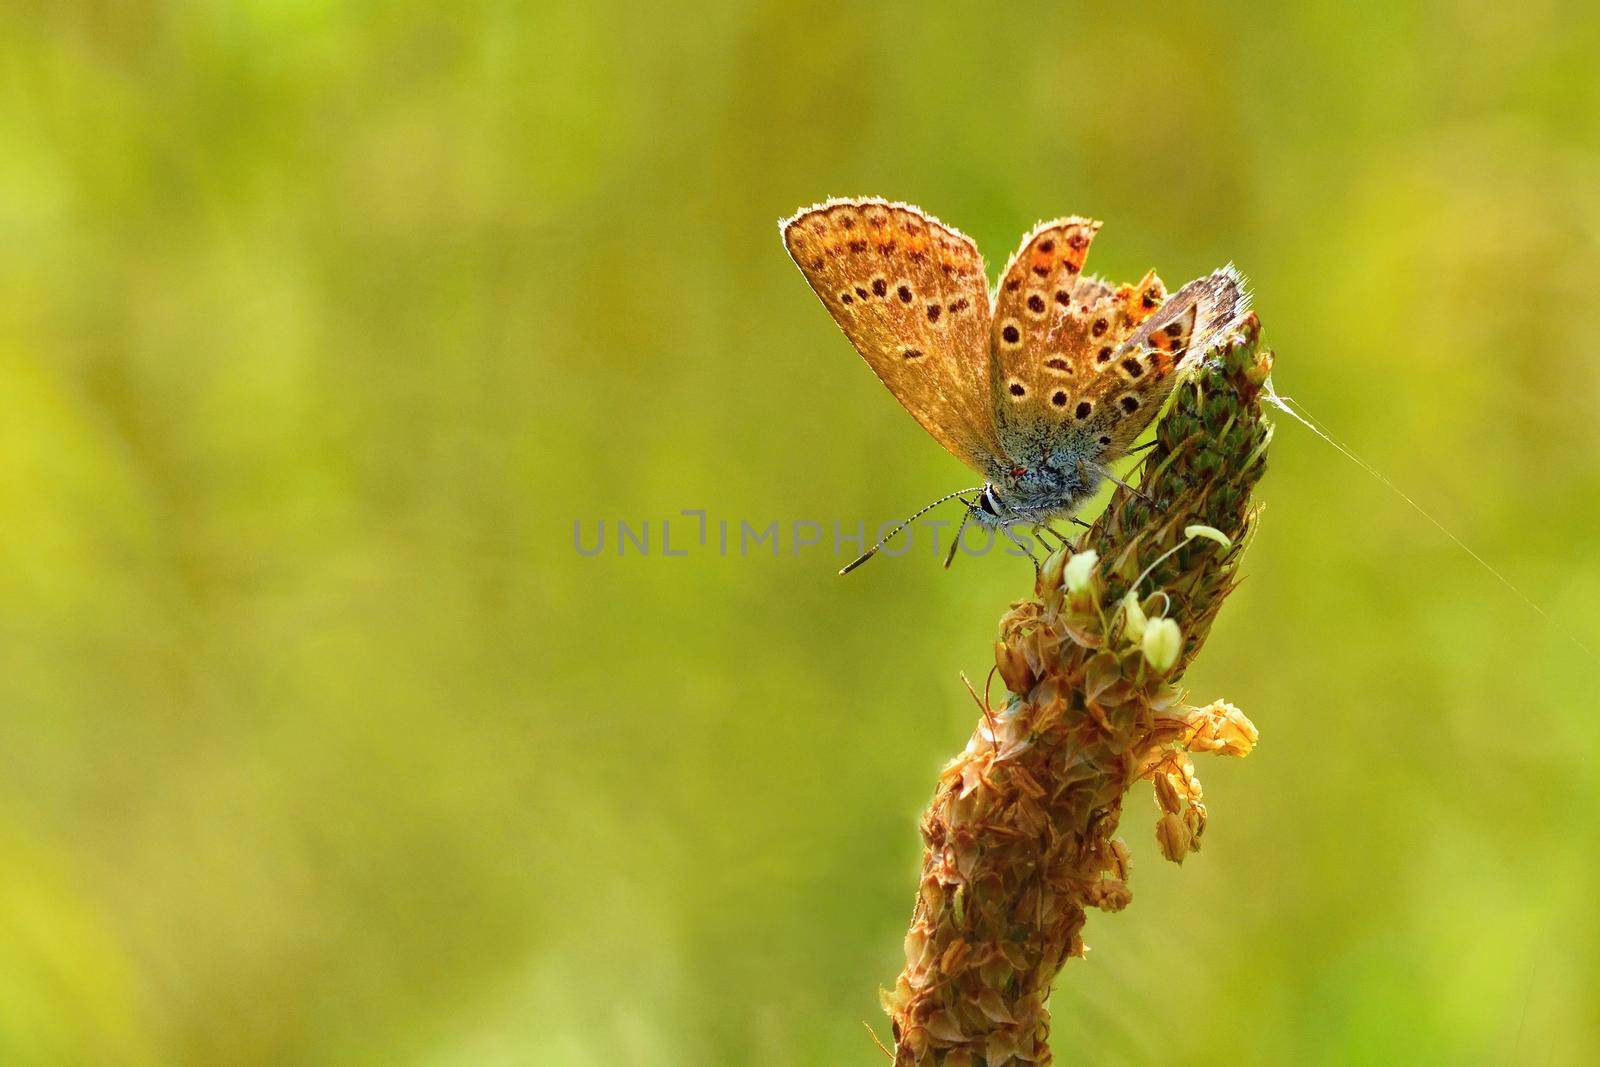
[3,2,1599,1063]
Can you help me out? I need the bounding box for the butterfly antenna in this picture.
[840,486,986,576]
[944,496,979,569]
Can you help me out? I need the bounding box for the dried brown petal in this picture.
[1156,812,1191,863]
[1154,772,1182,814]
[924,1010,967,1043]
[995,640,1035,695]
[986,1027,1022,1066]
[977,988,1017,1024]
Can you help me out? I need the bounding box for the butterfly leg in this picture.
[1032,524,1078,552]
[1049,523,1082,549]
[1095,464,1158,508]
[1002,524,1042,574]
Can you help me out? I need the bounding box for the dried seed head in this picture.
[1088,877,1132,911]
[884,310,1272,1061]
[1142,617,1183,673]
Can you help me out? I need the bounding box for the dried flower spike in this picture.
[889,317,1273,1066]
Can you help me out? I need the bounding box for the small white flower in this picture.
[1183,524,1233,550]
[1121,590,1148,642]
[1142,617,1183,673]
[1063,549,1099,594]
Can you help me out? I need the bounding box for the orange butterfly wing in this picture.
[782,199,1006,477]
[989,218,1248,466]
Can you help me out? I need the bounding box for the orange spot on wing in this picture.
[1114,271,1165,327]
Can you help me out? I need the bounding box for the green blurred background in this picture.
[3,2,1599,1063]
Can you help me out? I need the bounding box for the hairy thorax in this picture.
[974,462,1102,528]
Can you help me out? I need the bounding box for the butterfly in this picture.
[779,197,1249,572]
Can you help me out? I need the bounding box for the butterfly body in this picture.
[781,198,1248,552]
[973,463,1099,530]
